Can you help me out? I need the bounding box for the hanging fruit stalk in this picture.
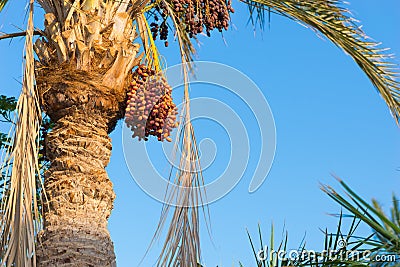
[150,0,234,45]
[125,64,178,142]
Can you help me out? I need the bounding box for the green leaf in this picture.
[0,95,17,111]
[321,179,400,255]
[241,0,400,125]
[0,132,11,149]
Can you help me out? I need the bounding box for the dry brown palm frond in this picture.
[154,94,207,266]
[0,0,8,12]
[138,4,206,262]
[0,1,42,266]
[134,4,206,257]
[242,0,400,124]
[147,47,209,265]
[34,0,143,91]
[148,0,208,260]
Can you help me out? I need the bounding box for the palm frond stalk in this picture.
[151,68,207,266]
[243,0,400,124]
[0,0,7,12]
[134,1,210,263]
[131,6,205,264]
[0,1,41,266]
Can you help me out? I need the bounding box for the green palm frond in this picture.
[246,178,400,266]
[241,0,400,124]
[390,195,400,228]
[246,224,303,267]
[245,210,395,266]
[322,179,400,255]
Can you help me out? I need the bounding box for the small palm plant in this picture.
[246,179,400,267]
[322,179,400,266]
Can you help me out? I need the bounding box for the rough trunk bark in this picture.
[32,2,141,264]
[35,68,128,266]
[37,113,115,266]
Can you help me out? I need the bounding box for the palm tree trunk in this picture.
[35,68,128,266]
[37,114,115,266]
[31,2,141,264]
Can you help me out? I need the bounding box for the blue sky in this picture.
[0,1,399,266]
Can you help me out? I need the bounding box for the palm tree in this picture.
[0,0,399,266]
[1,1,141,265]
[246,179,400,267]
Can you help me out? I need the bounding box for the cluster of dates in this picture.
[150,0,234,43]
[150,20,169,47]
[125,65,178,142]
